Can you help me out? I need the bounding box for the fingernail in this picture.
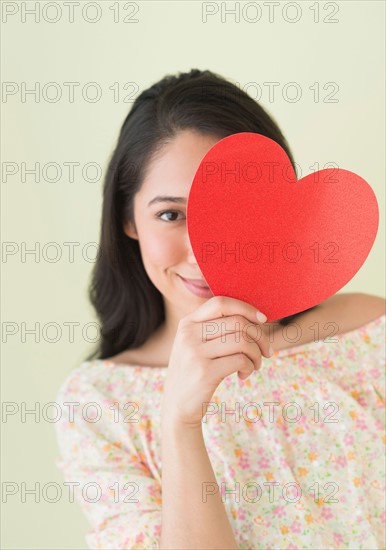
[256,311,267,323]
[269,345,274,357]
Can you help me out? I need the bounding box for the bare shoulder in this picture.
[272,292,385,351]
[321,292,386,333]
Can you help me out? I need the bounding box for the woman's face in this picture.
[123,129,221,320]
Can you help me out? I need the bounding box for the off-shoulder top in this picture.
[54,314,386,549]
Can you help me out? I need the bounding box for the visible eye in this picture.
[156,210,185,222]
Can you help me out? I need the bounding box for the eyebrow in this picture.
[148,195,187,207]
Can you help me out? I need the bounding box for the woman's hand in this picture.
[161,295,273,429]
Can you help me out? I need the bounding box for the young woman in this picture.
[55,69,385,549]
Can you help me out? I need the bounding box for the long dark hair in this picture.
[86,69,318,361]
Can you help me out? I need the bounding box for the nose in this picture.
[185,231,199,265]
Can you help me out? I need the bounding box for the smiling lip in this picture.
[178,275,214,298]
[179,276,209,288]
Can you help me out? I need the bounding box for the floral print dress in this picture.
[54,314,385,549]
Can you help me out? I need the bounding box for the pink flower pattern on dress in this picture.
[55,314,386,549]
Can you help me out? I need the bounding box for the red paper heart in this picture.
[186,132,379,321]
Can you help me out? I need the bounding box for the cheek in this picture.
[139,227,181,267]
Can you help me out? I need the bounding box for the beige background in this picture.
[1,1,385,548]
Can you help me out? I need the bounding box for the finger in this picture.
[199,313,272,358]
[188,295,268,327]
[211,352,256,381]
[203,331,264,371]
